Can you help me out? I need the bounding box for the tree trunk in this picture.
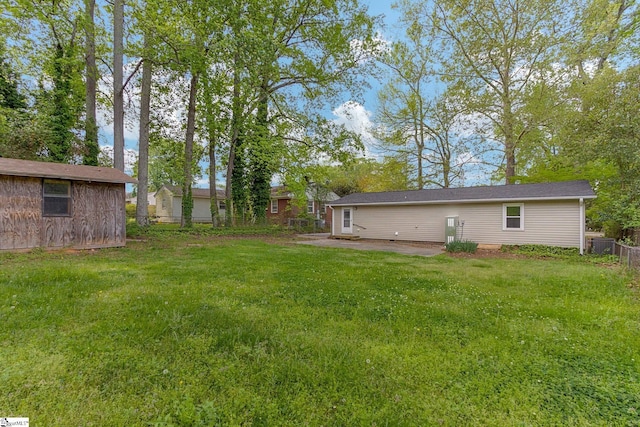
[83,0,99,166]
[113,0,125,171]
[249,86,271,224]
[209,143,219,226]
[226,52,242,226]
[136,51,152,226]
[503,95,516,184]
[202,77,220,227]
[181,72,199,228]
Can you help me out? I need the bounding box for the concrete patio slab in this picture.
[297,234,443,257]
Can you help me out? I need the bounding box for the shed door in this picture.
[341,208,353,234]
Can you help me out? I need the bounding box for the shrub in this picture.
[445,239,478,253]
[502,245,579,258]
[126,219,146,238]
[125,203,136,218]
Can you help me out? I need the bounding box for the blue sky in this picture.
[104,1,404,185]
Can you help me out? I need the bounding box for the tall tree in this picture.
[225,0,380,221]
[135,39,152,226]
[376,22,479,189]
[181,72,198,228]
[113,0,125,171]
[47,41,83,162]
[403,0,566,184]
[83,0,99,166]
[201,72,226,226]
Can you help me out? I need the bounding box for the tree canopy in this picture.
[1,0,638,237]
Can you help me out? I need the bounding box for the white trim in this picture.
[330,206,335,236]
[503,203,524,231]
[307,200,314,214]
[580,198,585,255]
[270,199,278,213]
[341,207,353,234]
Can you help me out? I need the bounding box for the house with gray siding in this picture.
[329,180,596,254]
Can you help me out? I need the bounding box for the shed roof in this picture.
[0,157,137,184]
[329,180,596,206]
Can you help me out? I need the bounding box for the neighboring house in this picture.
[267,185,339,227]
[126,192,156,207]
[155,185,226,223]
[0,157,136,251]
[154,184,338,226]
[329,180,596,254]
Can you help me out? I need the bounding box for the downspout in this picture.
[329,205,334,237]
[580,198,585,255]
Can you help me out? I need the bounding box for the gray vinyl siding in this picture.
[334,200,581,248]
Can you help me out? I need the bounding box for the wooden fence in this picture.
[615,243,640,270]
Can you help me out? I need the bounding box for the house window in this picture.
[271,199,278,213]
[219,200,226,210]
[43,179,71,216]
[307,200,314,214]
[503,203,524,230]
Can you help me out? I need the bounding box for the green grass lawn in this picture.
[1,234,639,426]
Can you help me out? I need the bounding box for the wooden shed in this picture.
[0,158,136,251]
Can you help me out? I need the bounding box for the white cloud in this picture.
[349,32,389,64]
[331,100,378,157]
[456,151,480,166]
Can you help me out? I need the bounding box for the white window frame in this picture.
[503,203,524,231]
[307,200,314,214]
[270,199,278,214]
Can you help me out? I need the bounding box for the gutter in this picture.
[328,195,597,208]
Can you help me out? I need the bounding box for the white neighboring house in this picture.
[126,193,156,207]
[154,185,226,223]
[329,180,596,254]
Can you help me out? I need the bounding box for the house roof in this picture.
[0,157,137,184]
[270,185,340,202]
[270,186,292,199]
[160,185,226,199]
[329,180,596,206]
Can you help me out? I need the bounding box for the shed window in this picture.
[43,179,71,216]
[503,203,524,230]
[271,199,278,213]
